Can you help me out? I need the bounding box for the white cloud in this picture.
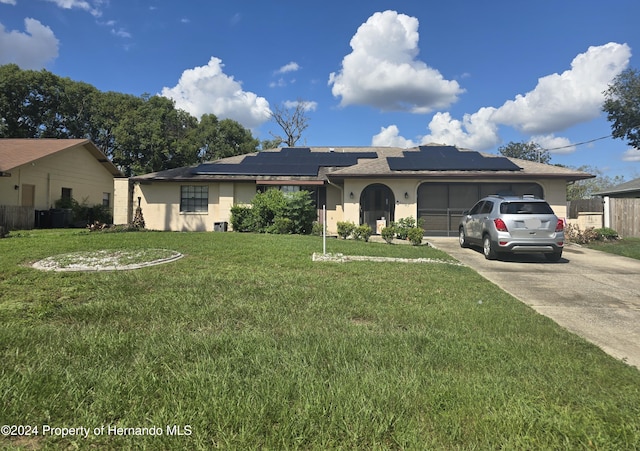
[622,148,640,162]
[329,10,463,113]
[283,99,317,112]
[0,0,17,5]
[371,125,417,148]
[420,108,501,150]
[378,42,631,152]
[110,28,131,38]
[492,42,631,135]
[44,0,103,17]
[0,18,59,69]
[531,135,575,154]
[276,62,300,74]
[160,57,272,130]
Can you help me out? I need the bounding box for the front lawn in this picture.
[586,237,640,260]
[1,230,639,449]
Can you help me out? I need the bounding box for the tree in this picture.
[0,64,260,175]
[603,68,640,149]
[497,141,551,164]
[269,99,311,147]
[260,138,283,150]
[112,95,199,175]
[566,165,625,200]
[194,114,258,162]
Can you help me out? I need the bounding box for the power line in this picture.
[540,134,612,152]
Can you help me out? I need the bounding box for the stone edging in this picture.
[32,249,184,272]
[312,252,465,266]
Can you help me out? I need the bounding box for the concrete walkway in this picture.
[426,237,640,369]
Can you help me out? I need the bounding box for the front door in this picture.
[359,184,394,231]
[21,184,35,207]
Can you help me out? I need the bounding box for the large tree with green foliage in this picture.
[0,64,260,175]
[603,68,640,149]
[194,114,259,162]
[497,141,551,164]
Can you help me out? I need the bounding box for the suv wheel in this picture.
[459,227,469,248]
[483,235,498,260]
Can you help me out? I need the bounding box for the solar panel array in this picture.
[193,148,378,176]
[387,145,522,171]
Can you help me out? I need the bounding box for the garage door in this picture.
[417,182,543,236]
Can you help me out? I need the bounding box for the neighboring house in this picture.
[594,177,640,199]
[0,139,122,228]
[594,177,640,237]
[114,145,593,236]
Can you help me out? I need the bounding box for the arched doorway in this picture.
[360,183,395,231]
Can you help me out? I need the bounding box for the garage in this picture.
[417,182,544,236]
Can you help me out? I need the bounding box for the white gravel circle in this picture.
[32,249,183,272]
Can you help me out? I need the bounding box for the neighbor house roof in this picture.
[593,177,640,196]
[130,145,593,183]
[0,138,123,177]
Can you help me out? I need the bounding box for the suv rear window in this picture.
[500,202,554,215]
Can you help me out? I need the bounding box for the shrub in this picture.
[282,191,316,234]
[230,189,316,235]
[407,227,424,246]
[269,217,293,234]
[393,217,424,240]
[54,197,113,226]
[230,204,254,232]
[251,189,288,233]
[337,221,356,239]
[595,227,619,240]
[311,221,324,236]
[353,224,373,242]
[381,226,395,244]
[565,224,600,244]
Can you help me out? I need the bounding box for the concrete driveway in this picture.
[427,237,640,369]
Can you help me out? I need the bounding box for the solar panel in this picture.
[192,148,378,176]
[387,146,521,171]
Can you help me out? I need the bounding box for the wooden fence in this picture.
[567,198,604,219]
[0,206,34,232]
[609,198,640,238]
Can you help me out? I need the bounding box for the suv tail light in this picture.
[494,218,508,232]
[555,219,564,232]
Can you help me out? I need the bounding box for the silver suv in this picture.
[459,195,565,261]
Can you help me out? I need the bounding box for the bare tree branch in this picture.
[269,99,310,147]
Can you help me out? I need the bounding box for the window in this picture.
[180,186,208,212]
[61,187,72,201]
[280,185,300,194]
[103,192,111,207]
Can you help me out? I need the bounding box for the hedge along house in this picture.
[114,145,593,235]
[0,139,122,228]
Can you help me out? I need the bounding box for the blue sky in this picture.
[1,0,639,179]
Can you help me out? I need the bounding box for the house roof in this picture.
[0,138,123,177]
[593,177,640,196]
[130,145,593,183]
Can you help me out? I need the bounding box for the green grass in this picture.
[1,229,639,449]
[586,237,640,260]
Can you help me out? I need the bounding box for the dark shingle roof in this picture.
[594,177,640,196]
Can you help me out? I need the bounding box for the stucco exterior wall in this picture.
[113,178,132,225]
[323,184,343,234]
[0,146,115,210]
[121,176,570,234]
[131,181,260,232]
[342,177,569,227]
[0,176,20,206]
[539,179,569,219]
